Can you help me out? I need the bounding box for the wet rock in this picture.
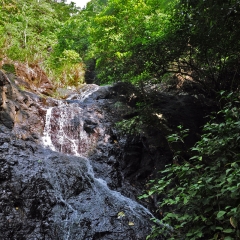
[0,72,215,239]
[0,76,161,239]
[0,71,44,139]
[0,159,11,181]
[84,119,98,134]
[0,140,157,239]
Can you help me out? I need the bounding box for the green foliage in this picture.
[91,0,172,84]
[48,47,85,87]
[54,0,173,85]
[60,49,82,64]
[0,0,82,88]
[116,116,144,135]
[0,0,60,61]
[2,0,240,91]
[54,0,240,92]
[2,64,15,74]
[53,17,90,57]
[167,125,189,144]
[167,0,240,92]
[141,93,240,239]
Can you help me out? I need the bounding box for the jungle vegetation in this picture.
[1,0,240,239]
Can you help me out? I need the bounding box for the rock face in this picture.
[0,137,154,239]
[0,71,214,239]
[0,72,158,240]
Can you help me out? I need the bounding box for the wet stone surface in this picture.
[0,74,160,239]
[0,71,214,239]
[0,134,156,239]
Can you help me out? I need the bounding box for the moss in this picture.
[2,64,16,74]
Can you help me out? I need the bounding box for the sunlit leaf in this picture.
[223,229,234,233]
[217,211,226,219]
[230,216,237,228]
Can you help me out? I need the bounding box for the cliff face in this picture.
[0,70,214,239]
[0,71,44,136]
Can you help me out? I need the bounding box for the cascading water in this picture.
[42,107,56,151]
[0,69,205,239]
[42,86,103,156]
[41,84,159,239]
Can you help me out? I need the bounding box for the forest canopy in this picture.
[1,0,240,93]
[55,0,240,94]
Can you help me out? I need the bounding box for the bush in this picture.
[47,49,85,87]
[141,92,240,239]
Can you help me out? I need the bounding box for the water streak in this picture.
[66,84,100,101]
[42,85,101,156]
[42,107,56,151]
[41,85,160,238]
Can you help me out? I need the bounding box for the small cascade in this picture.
[94,177,153,218]
[40,84,162,239]
[42,103,101,156]
[66,84,100,101]
[42,85,102,156]
[42,107,56,151]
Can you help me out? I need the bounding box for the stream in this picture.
[39,85,155,239]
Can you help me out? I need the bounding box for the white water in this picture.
[95,177,153,218]
[42,104,97,156]
[66,84,100,101]
[57,102,82,156]
[41,85,158,238]
[42,85,103,156]
[42,107,56,151]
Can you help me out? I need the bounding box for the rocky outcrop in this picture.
[0,134,156,239]
[0,61,54,95]
[0,71,215,239]
[0,71,44,139]
[0,72,161,239]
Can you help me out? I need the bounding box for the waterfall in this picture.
[42,107,56,151]
[41,84,161,239]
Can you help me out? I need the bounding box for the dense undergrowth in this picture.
[139,92,240,239]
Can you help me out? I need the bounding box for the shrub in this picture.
[141,92,240,239]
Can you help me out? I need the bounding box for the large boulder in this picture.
[0,135,156,239]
